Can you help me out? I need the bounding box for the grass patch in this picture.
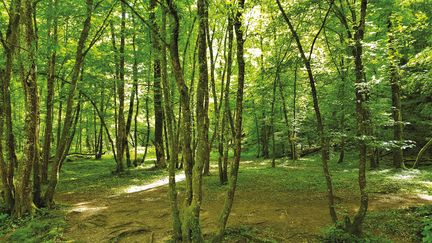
[222,225,279,243]
[57,157,166,195]
[363,205,432,242]
[0,209,66,243]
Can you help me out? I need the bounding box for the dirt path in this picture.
[59,175,431,243]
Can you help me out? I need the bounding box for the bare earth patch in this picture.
[58,175,431,242]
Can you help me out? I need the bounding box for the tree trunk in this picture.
[44,0,93,207]
[150,0,167,169]
[0,0,21,214]
[160,8,182,241]
[166,0,195,240]
[14,0,39,217]
[131,15,139,165]
[182,0,210,239]
[388,17,404,169]
[114,1,127,173]
[413,137,432,168]
[218,17,234,185]
[213,1,246,240]
[41,0,58,184]
[3,0,21,200]
[276,0,338,224]
[346,0,369,235]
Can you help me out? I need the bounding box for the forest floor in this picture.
[1,152,431,242]
[52,153,432,242]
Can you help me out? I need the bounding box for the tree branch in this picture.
[308,0,335,60]
[120,0,169,47]
[83,0,118,56]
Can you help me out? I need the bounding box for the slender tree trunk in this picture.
[204,12,218,176]
[276,0,338,223]
[270,50,277,168]
[413,137,432,168]
[41,0,58,184]
[214,1,246,240]
[0,0,21,214]
[56,81,64,149]
[181,0,210,239]
[160,8,182,241]
[292,64,298,160]
[345,0,370,235]
[141,80,151,165]
[388,17,404,169]
[44,0,93,207]
[150,0,166,169]
[114,1,127,173]
[131,15,139,165]
[218,17,233,184]
[166,0,194,239]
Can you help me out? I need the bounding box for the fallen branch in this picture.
[412,137,432,169]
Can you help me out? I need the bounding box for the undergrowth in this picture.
[0,208,66,242]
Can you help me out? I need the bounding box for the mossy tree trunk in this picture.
[344,0,370,235]
[218,16,234,185]
[388,16,405,169]
[0,0,21,214]
[213,0,246,241]
[150,0,166,170]
[44,0,93,207]
[14,0,39,217]
[166,0,194,240]
[41,0,58,184]
[160,7,182,241]
[115,1,127,173]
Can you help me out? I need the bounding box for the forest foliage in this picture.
[1,0,432,241]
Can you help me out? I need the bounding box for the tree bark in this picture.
[0,0,21,214]
[413,137,432,168]
[14,0,39,217]
[160,8,182,241]
[213,0,246,240]
[218,17,233,185]
[388,17,404,169]
[41,0,58,184]
[167,0,194,205]
[44,0,93,207]
[3,0,21,203]
[182,0,210,239]
[345,0,370,235]
[166,0,195,240]
[150,0,167,169]
[114,1,127,173]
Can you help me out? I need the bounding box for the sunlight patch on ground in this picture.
[241,160,255,164]
[370,169,392,175]
[393,174,416,180]
[388,169,421,181]
[417,194,432,201]
[123,173,186,194]
[70,202,107,213]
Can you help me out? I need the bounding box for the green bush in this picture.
[321,225,389,243]
[1,210,66,243]
[423,217,432,243]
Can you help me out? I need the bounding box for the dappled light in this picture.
[1,0,431,242]
[123,174,186,194]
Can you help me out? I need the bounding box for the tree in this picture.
[44,0,94,207]
[214,0,246,241]
[276,0,338,223]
